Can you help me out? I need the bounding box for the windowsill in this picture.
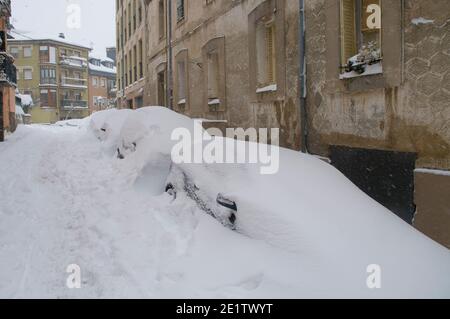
[256,84,277,94]
[340,63,383,80]
[177,17,186,26]
[208,98,220,106]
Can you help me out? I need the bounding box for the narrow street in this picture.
[0,123,316,298]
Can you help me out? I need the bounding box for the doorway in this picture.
[330,146,417,224]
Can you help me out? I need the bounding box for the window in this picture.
[158,0,165,40]
[101,78,106,87]
[177,61,186,105]
[60,48,67,56]
[249,1,286,99]
[10,47,19,58]
[133,45,137,82]
[40,46,49,63]
[156,64,167,107]
[93,77,98,87]
[177,0,185,22]
[207,51,219,100]
[40,89,57,107]
[340,0,382,74]
[24,68,33,80]
[40,67,56,84]
[139,39,143,79]
[23,46,32,58]
[256,16,276,89]
[202,37,226,111]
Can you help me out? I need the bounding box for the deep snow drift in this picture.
[0,107,449,298]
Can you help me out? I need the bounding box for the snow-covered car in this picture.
[87,106,450,298]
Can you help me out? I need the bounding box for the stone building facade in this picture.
[142,0,301,149]
[88,53,117,113]
[9,35,91,123]
[116,0,450,248]
[304,0,450,247]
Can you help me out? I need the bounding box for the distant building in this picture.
[88,51,117,113]
[116,0,146,109]
[9,32,91,123]
[106,47,117,64]
[0,0,17,142]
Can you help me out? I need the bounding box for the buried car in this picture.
[89,106,450,298]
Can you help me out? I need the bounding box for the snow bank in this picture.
[1,107,448,298]
[85,106,450,298]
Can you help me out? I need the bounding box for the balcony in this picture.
[60,56,88,69]
[61,99,88,109]
[0,52,17,87]
[61,77,88,89]
[40,78,57,86]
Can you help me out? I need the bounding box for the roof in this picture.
[9,29,92,50]
[89,51,114,63]
[89,63,117,76]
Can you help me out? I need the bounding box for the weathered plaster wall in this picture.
[145,0,301,149]
[306,0,450,170]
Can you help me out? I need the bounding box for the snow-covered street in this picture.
[1,108,449,299]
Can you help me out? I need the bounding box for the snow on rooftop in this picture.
[16,93,33,107]
[89,62,117,75]
[90,51,114,63]
[9,29,92,50]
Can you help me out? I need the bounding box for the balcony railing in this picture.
[61,99,88,109]
[61,77,87,88]
[40,78,57,85]
[60,56,88,69]
[0,51,17,87]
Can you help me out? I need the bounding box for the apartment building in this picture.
[115,0,450,248]
[88,52,117,113]
[142,0,301,147]
[116,0,147,109]
[9,33,91,123]
[0,0,17,142]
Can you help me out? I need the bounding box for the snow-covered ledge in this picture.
[340,62,383,80]
[178,99,186,105]
[415,168,450,177]
[256,84,277,94]
[208,99,220,106]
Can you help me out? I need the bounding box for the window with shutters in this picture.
[340,0,382,77]
[202,36,226,111]
[256,16,276,90]
[207,51,219,101]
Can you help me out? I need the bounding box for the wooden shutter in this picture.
[266,24,275,84]
[340,0,357,66]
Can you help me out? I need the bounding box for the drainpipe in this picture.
[299,0,308,153]
[166,0,173,110]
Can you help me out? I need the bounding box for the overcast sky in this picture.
[11,0,116,56]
